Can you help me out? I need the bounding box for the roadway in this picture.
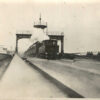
[0,54,99,98]
[27,57,100,98]
[0,54,67,99]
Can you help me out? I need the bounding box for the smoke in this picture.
[31,28,49,43]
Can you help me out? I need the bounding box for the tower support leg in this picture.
[16,37,18,53]
[61,37,64,54]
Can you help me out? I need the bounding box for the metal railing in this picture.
[16,30,32,34]
[34,21,47,26]
[47,31,64,36]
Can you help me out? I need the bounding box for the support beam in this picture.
[16,36,18,53]
[61,37,64,54]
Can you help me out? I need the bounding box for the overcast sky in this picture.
[0,0,100,53]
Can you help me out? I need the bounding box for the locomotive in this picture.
[24,39,59,59]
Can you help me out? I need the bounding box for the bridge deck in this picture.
[0,54,67,99]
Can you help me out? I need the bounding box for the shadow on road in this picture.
[26,60,84,98]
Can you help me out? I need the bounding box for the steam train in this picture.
[24,39,59,59]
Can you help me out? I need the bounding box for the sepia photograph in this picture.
[0,0,100,99]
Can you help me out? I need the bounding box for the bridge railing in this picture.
[47,31,64,36]
[16,30,32,34]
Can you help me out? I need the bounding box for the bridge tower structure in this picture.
[16,32,32,53]
[48,32,64,55]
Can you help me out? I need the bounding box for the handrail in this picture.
[34,21,47,26]
[16,31,32,34]
[47,31,64,36]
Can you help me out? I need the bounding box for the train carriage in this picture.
[24,39,59,59]
[39,40,59,59]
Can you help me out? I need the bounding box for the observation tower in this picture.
[33,14,47,32]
